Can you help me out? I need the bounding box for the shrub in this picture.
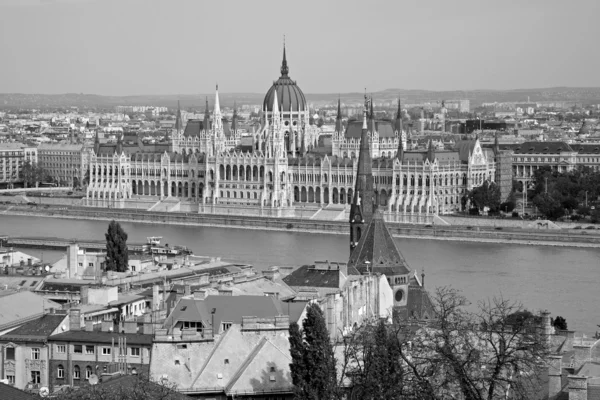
[500,201,516,213]
[512,211,519,218]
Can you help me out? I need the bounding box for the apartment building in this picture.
[0,143,37,188]
[37,143,90,187]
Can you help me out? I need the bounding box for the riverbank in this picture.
[2,205,600,249]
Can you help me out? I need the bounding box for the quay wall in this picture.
[2,205,600,248]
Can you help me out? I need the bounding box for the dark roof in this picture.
[0,383,33,400]
[0,314,66,342]
[348,211,411,276]
[165,295,291,334]
[48,330,153,345]
[571,143,600,154]
[282,265,342,289]
[39,281,87,292]
[344,119,396,138]
[182,119,231,138]
[510,141,573,154]
[454,140,477,162]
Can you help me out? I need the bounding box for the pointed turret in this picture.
[93,129,100,154]
[335,97,343,133]
[394,98,403,133]
[116,132,123,155]
[272,88,280,116]
[280,40,289,77]
[174,100,182,134]
[231,101,238,134]
[397,132,404,162]
[348,211,411,275]
[203,97,210,132]
[426,137,435,163]
[349,96,375,251]
[213,85,223,131]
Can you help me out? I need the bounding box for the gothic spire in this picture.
[349,95,375,251]
[426,136,435,163]
[232,101,238,133]
[116,132,123,155]
[335,97,343,133]
[280,39,289,77]
[93,128,100,154]
[203,97,210,132]
[394,98,403,133]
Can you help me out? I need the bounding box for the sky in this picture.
[0,0,599,95]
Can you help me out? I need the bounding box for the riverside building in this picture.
[84,45,499,221]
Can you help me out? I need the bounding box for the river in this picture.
[1,214,598,335]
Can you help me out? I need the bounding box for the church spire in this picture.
[213,84,223,132]
[203,97,211,132]
[280,38,289,77]
[232,101,238,133]
[93,128,100,154]
[172,100,182,140]
[335,97,343,133]
[426,136,435,163]
[349,95,375,251]
[115,132,123,155]
[395,98,404,161]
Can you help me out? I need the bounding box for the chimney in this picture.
[193,290,206,300]
[80,286,89,305]
[262,266,281,281]
[567,375,587,400]
[49,307,56,314]
[27,258,32,266]
[101,321,113,332]
[572,343,592,371]
[184,285,191,296]
[142,323,154,335]
[152,285,160,311]
[69,309,81,331]
[85,320,94,332]
[547,355,562,399]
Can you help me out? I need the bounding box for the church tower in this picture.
[395,99,405,161]
[349,96,375,251]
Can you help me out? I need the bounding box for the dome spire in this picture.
[280,36,289,77]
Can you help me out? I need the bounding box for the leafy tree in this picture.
[468,181,501,212]
[19,161,51,188]
[553,316,568,331]
[533,192,564,220]
[105,220,129,272]
[289,303,337,400]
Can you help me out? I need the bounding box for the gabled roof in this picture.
[0,314,66,342]
[226,337,293,396]
[454,140,477,162]
[348,211,411,276]
[0,291,61,332]
[0,382,33,400]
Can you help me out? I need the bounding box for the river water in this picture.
[0,215,598,334]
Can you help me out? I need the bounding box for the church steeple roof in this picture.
[115,132,123,155]
[335,97,343,133]
[232,101,238,133]
[203,97,210,131]
[426,137,436,163]
[394,98,403,133]
[348,211,411,276]
[93,129,100,154]
[280,40,289,77]
[349,96,375,236]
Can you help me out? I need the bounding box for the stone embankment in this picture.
[2,204,600,248]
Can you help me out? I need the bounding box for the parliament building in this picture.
[85,45,502,222]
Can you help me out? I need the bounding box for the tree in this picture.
[468,181,501,213]
[105,220,129,272]
[532,192,564,220]
[289,303,338,400]
[19,161,51,188]
[340,288,549,400]
[553,316,568,331]
[500,201,515,213]
[342,319,406,400]
[50,374,186,400]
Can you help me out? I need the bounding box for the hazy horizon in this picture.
[1,0,599,96]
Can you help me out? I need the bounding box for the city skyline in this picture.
[0,0,599,96]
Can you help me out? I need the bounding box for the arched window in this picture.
[57,364,64,379]
[73,365,81,380]
[86,366,93,380]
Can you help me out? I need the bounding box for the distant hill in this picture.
[1,87,600,110]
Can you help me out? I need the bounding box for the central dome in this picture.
[263,46,307,112]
